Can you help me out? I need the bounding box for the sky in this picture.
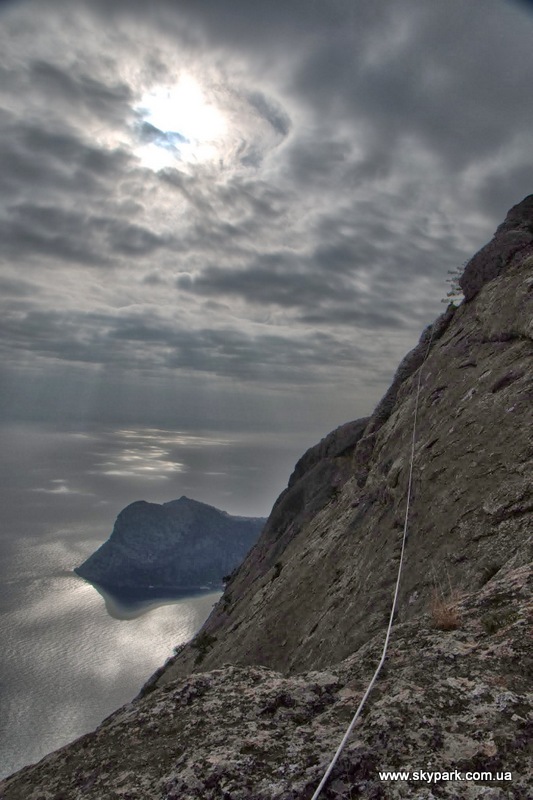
[1,0,533,525]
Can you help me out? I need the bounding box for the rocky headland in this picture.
[1,197,532,799]
[75,495,265,592]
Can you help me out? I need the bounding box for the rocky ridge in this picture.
[1,196,532,799]
[75,495,265,591]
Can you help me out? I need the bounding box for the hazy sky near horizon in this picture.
[2,0,533,520]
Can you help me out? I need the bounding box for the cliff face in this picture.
[156,197,532,681]
[75,496,265,590]
[2,197,532,800]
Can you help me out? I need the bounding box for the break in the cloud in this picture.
[1,0,533,441]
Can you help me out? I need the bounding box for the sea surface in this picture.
[0,422,299,782]
[0,535,220,780]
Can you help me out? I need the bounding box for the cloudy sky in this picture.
[1,0,533,524]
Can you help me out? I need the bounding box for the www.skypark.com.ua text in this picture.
[379,769,513,784]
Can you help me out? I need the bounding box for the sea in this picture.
[0,535,220,780]
[0,421,301,781]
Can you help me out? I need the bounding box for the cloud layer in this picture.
[1,0,533,441]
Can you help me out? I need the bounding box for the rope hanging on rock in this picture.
[309,324,435,800]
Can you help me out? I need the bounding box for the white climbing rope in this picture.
[310,325,435,800]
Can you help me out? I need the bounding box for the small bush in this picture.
[440,263,465,305]
[191,631,218,664]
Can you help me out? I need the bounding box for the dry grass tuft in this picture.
[430,587,462,631]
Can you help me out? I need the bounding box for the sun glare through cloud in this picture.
[133,77,228,170]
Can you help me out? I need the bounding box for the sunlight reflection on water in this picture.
[0,536,220,779]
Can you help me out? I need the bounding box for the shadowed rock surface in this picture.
[2,197,532,799]
[460,194,533,301]
[75,496,265,590]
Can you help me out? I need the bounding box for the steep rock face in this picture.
[155,211,532,679]
[2,198,532,799]
[218,418,369,591]
[75,496,265,590]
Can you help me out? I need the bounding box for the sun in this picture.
[133,76,227,170]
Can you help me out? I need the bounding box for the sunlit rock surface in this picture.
[75,496,265,590]
[2,198,532,799]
